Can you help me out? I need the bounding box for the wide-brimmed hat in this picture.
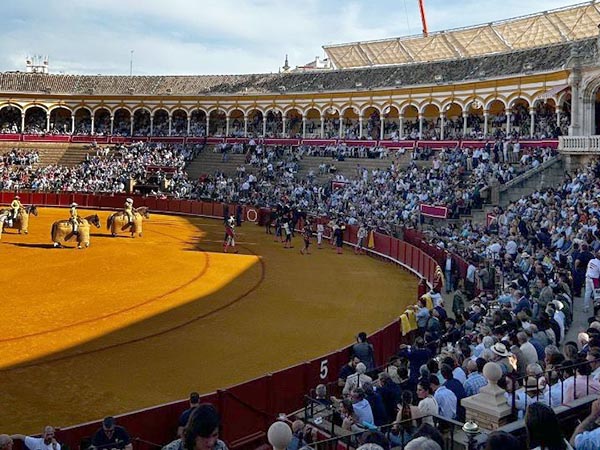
[521,252,531,258]
[71,202,78,207]
[525,376,546,393]
[126,198,133,204]
[491,342,510,358]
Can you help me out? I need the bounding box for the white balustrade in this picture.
[559,136,600,153]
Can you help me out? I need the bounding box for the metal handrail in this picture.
[507,356,600,417]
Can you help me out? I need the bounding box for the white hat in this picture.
[126,198,133,203]
[551,300,564,311]
[491,342,510,358]
[71,202,78,207]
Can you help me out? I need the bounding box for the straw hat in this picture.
[491,342,510,358]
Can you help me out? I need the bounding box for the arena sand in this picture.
[0,208,415,432]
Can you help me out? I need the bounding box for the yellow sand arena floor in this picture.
[0,208,415,432]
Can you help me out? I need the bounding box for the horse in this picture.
[0,205,38,238]
[51,214,101,249]
[107,206,149,238]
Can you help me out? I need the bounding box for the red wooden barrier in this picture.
[0,133,20,141]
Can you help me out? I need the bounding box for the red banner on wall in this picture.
[419,203,448,219]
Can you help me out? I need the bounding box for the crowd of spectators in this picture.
[0,104,569,140]
[4,142,600,449]
[0,143,201,193]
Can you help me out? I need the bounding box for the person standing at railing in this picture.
[352,332,376,371]
[10,426,60,450]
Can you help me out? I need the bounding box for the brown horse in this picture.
[0,205,38,238]
[51,214,101,249]
[107,206,149,238]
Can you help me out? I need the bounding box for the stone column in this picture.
[187,116,191,136]
[418,114,424,139]
[244,116,248,137]
[225,115,230,137]
[71,114,75,134]
[339,117,343,138]
[91,115,95,135]
[463,112,468,137]
[439,113,445,140]
[282,117,287,137]
[483,111,489,137]
[168,114,172,136]
[568,50,582,136]
[150,117,154,136]
[21,113,25,133]
[359,116,364,138]
[110,116,114,135]
[302,118,307,138]
[461,362,512,431]
[529,108,535,138]
[130,117,134,137]
[399,115,404,139]
[206,115,210,136]
[556,107,561,128]
[262,117,267,137]
[505,108,511,135]
[380,116,385,140]
[320,118,325,138]
[46,113,50,132]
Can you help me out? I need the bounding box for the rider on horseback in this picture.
[70,202,81,235]
[9,195,23,227]
[124,198,135,227]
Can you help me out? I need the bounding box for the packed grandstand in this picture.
[4,2,600,450]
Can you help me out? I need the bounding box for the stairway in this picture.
[185,149,250,180]
[464,156,565,224]
[0,142,96,167]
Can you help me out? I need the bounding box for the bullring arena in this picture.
[0,195,416,435]
[6,1,600,449]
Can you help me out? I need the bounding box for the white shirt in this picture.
[417,396,439,426]
[24,437,60,450]
[586,257,600,279]
[520,341,538,366]
[466,264,476,282]
[505,240,518,255]
[430,291,443,308]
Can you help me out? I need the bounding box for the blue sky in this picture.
[0,0,582,75]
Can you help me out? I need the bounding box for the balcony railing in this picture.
[559,136,600,153]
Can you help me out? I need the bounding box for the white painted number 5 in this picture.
[319,359,328,379]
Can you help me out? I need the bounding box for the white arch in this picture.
[131,106,152,116]
[23,103,49,113]
[359,104,382,116]
[150,107,169,117]
[0,103,24,112]
[418,100,441,115]
[440,100,465,113]
[484,97,507,111]
[48,105,73,114]
[399,103,419,115]
[283,106,303,116]
[91,105,112,115]
[73,105,93,116]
